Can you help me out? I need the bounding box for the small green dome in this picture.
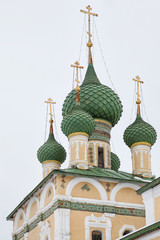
[62,64,123,127]
[61,103,95,137]
[37,132,66,164]
[111,152,120,171]
[123,114,157,148]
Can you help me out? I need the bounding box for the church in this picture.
[7,5,160,240]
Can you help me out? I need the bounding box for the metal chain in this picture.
[44,104,48,142]
[93,18,117,93]
[140,85,149,122]
[52,104,61,143]
[72,67,75,90]
[92,15,94,61]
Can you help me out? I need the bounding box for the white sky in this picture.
[1,0,160,239]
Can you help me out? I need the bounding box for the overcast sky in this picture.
[1,0,160,239]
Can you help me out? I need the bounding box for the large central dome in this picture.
[62,64,123,127]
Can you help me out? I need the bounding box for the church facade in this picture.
[7,5,160,240]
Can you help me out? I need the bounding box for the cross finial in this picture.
[45,98,56,123]
[80,5,98,63]
[71,61,84,102]
[132,75,144,114]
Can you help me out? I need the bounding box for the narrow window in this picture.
[123,230,131,236]
[98,147,104,168]
[92,230,102,240]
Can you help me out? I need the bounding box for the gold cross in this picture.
[71,61,84,92]
[80,5,98,48]
[45,98,56,123]
[132,76,144,105]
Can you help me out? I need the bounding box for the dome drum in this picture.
[89,119,112,143]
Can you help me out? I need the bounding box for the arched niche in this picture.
[110,183,143,204]
[26,196,39,220]
[66,177,107,200]
[40,182,55,209]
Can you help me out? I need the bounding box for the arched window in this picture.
[92,230,102,240]
[98,147,104,168]
[123,230,132,236]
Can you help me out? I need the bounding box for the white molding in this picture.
[55,194,144,210]
[65,177,107,200]
[142,189,155,225]
[153,184,160,198]
[54,209,71,240]
[85,213,112,240]
[26,196,39,221]
[24,233,29,240]
[39,220,51,240]
[110,183,139,201]
[119,225,136,237]
[14,208,25,232]
[40,182,55,209]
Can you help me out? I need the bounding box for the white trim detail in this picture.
[69,134,88,168]
[26,196,39,221]
[54,209,71,240]
[66,177,107,200]
[24,233,29,240]
[14,208,26,231]
[110,183,139,201]
[38,220,51,240]
[40,182,55,209]
[85,213,112,240]
[119,225,136,237]
[142,189,155,225]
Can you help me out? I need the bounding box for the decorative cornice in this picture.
[131,142,151,149]
[42,160,60,165]
[137,177,160,195]
[12,199,145,240]
[94,119,112,127]
[68,132,89,138]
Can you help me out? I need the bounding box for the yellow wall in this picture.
[154,195,160,221]
[115,188,143,204]
[150,237,160,240]
[71,182,101,200]
[44,187,54,207]
[143,152,149,169]
[134,152,141,170]
[29,201,38,219]
[28,225,40,240]
[70,210,145,240]
[17,213,24,229]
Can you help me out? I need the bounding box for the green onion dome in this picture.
[123,114,157,148]
[62,64,123,127]
[111,152,120,171]
[61,103,95,137]
[37,132,66,164]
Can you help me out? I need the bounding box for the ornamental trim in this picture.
[12,200,145,240]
